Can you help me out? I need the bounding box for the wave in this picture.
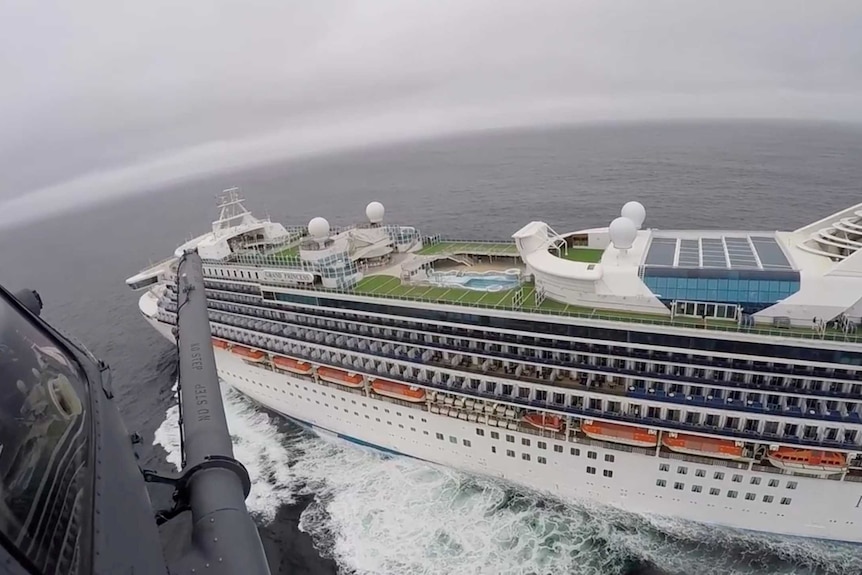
[153,384,862,575]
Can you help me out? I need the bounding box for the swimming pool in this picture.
[428,270,521,292]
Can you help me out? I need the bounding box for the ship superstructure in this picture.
[128,189,862,543]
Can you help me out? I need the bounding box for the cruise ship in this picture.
[128,188,862,543]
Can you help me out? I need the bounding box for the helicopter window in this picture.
[0,294,90,574]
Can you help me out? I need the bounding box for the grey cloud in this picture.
[1,0,861,227]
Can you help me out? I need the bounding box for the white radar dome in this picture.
[621,201,646,229]
[366,201,385,224]
[308,216,330,239]
[609,217,637,250]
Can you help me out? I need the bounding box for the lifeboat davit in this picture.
[212,338,229,350]
[662,434,745,460]
[370,379,426,403]
[767,448,847,476]
[581,421,657,448]
[523,413,565,432]
[230,345,266,362]
[318,366,363,388]
[272,355,312,375]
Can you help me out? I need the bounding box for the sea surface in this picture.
[2,121,862,575]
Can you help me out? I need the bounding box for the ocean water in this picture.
[2,121,862,574]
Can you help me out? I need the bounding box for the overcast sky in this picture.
[1,0,861,227]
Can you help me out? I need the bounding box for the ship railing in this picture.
[207,253,308,270]
[374,394,429,411]
[137,254,179,273]
[417,238,520,255]
[244,346,852,479]
[659,450,748,469]
[570,435,657,457]
[183,294,862,417]
[252,350,857,481]
[515,424,567,442]
[305,285,862,344]
[431,238,517,246]
[197,255,862,344]
[200,288,862,395]
[751,463,843,480]
[180,317,862,480]
[201,315,862,453]
[200,288,862,406]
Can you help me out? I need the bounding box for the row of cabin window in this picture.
[434,433,475,448]
[231,375,796,502]
[658,464,798,489]
[280,293,862,366]
[261,375,607,465]
[215,291,862,391]
[207,267,260,280]
[492,447,549,465]
[242,373,793,495]
[208,295,862,430]
[586,466,613,477]
[654,480,792,504]
[475,428,614,461]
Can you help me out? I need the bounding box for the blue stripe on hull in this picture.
[273,409,407,458]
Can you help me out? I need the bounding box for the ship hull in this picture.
[146,315,862,544]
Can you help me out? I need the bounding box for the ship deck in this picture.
[416,241,520,257]
[353,275,861,344]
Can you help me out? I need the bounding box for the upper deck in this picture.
[130,190,862,345]
[349,274,861,345]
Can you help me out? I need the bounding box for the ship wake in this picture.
[154,385,862,575]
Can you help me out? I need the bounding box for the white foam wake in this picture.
[153,386,862,575]
[153,383,297,521]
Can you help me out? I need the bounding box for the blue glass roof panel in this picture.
[644,238,677,266]
[751,236,793,270]
[643,233,794,272]
[678,239,700,267]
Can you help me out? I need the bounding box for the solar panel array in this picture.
[643,235,793,270]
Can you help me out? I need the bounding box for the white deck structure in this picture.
[514,201,862,326]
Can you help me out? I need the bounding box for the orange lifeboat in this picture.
[272,355,312,375]
[230,345,266,362]
[212,338,229,350]
[767,448,847,476]
[662,433,745,460]
[370,379,426,403]
[581,421,657,448]
[523,413,565,433]
[318,366,363,388]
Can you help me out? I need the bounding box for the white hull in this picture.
[148,316,862,544]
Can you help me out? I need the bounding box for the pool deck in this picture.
[355,275,520,306]
[214,240,861,345]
